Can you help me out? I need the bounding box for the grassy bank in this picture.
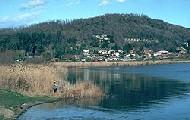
[0,89,54,119]
[0,63,103,119]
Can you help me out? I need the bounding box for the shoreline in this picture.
[0,89,57,120]
[14,98,61,120]
[53,60,190,68]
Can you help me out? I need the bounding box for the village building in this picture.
[83,50,90,56]
[176,47,187,54]
[143,49,153,60]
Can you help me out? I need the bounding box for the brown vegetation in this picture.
[0,64,103,98]
[54,60,190,67]
[60,82,103,99]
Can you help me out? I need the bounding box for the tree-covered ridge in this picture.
[0,13,190,60]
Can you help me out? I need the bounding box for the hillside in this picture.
[0,13,190,61]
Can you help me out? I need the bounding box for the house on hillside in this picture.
[154,50,169,56]
[83,50,90,56]
[154,50,170,59]
[143,49,153,60]
[98,50,108,55]
[176,47,187,54]
[108,50,115,56]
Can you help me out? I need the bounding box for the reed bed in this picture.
[0,64,60,96]
[54,60,190,67]
[60,81,103,99]
[0,64,103,98]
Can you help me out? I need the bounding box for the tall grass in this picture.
[0,64,103,98]
[0,64,60,96]
[54,60,190,67]
[60,81,103,99]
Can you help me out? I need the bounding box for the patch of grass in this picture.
[0,89,30,109]
[0,89,52,109]
[0,89,55,120]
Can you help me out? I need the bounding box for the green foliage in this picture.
[54,44,65,58]
[123,44,132,53]
[0,13,190,61]
[42,51,52,61]
[0,89,31,108]
[0,89,52,109]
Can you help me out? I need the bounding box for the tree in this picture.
[123,44,132,53]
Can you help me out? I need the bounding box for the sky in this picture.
[0,0,189,28]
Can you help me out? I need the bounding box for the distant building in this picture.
[143,49,153,60]
[95,34,110,42]
[129,50,136,54]
[154,50,169,56]
[154,50,170,59]
[108,50,115,55]
[118,50,124,54]
[81,58,86,62]
[176,47,187,54]
[123,54,136,61]
[114,52,120,57]
[98,50,108,55]
[83,50,90,56]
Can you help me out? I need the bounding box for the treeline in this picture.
[0,13,190,61]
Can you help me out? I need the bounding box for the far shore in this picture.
[54,60,190,67]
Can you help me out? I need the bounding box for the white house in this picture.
[98,50,108,55]
[154,50,169,56]
[83,50,90,56]
[114,52,120,57]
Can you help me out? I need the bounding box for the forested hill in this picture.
[0,13,190,59]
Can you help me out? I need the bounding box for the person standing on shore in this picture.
[52,81,58,93]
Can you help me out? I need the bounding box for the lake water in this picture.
[18,63,190,120]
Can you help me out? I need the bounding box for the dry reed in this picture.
[0,64,103,98]
[60,81,103,99]
[54,60,190,67]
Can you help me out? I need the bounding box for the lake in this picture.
[18,63,190,120]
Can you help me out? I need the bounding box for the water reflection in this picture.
[35,97,102,110]
[19,64,190,120]
[67,67,190,110]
